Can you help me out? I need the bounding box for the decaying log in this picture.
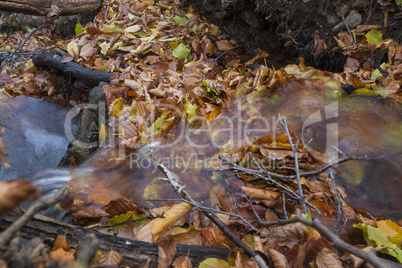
[0,0,104,19]
[0,211,230,267]
[32,52,111,87]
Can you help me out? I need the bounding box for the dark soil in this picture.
[182,0,402,72]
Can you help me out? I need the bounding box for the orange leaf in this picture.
[0,180,37,216]
[52,235,71,251]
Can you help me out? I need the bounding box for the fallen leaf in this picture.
[316,248,342,268]
[158,235,177,268]
[97,250,124,265]
[151,202,192,242]
[0,180,38,216]
[52,235,71,251]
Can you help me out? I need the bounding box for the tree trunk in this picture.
[0,0,104,19]
[0,211,230,267]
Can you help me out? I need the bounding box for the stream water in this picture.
[1,79,401,220]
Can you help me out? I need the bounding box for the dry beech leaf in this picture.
[52,235,71,251]
[135,221,154,243]
[216,40,232,51]
[201,227,236,249]
[316,248,342,268]
[0,180,38,216]
[151,202,192,242]
[268,249,290,268]
[172,255,193,268]
[125,79,143,91]
[158,235,177,268]
[49,248,75,266]
[241,186,281,200]
[148,87,166,97]
[80,43,97,58]
[101,197,136,217]
[97,250,124,265]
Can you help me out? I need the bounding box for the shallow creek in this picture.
[1,79,401,220]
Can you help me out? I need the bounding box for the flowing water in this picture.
[0,96,76,180]
[1,79,401,220]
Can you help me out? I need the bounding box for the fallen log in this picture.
[0,210,230,267]
[32,52,111,87]
[0,0,104,19]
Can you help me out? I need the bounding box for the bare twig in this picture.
[0,26,47,69]
[218,155,322,214]
[329,170,347,235]
[279,116,307,214]
[282,192,288,219]
[0,185,69,247]
[152,156,269,268]
[256,209,388,268]
[337,6,355,44]
[215,45,239,61]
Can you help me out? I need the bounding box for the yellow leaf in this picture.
[199,258,229,268]
[151,202,192,242]
[99,123,107,141]
[365,29,382,45]
[66,41,79,56]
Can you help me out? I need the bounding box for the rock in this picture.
[333,10,362,32]
[59,82,108,166]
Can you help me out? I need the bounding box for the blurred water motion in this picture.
[59,79,402,221]
[3,79,401,221]
[0,96,74,180]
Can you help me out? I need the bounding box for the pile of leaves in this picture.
[0,0,401,267]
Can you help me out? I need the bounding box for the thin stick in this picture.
[337,6,355,44]
[0,185,69,247]
[152,156,269,268]
[215,45,239,61]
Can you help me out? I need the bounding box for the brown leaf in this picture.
[101,197,136,217]
[52,235,71,251]
[158,235,177,268]
[172,230,203,245]
[316,248,342,268]
[0,180,37,216]
[314,34,327,57]
[86,26,101,35]
[97,250,124,265]
[172,255,193,268]
[267,249,291,268]
[216,40,233,51]
[49,248,75,266]
[60,56,74,63]
[80,43,97,58]
[135,221,154,243]
[201,227,236,249]
[241,186,281,200]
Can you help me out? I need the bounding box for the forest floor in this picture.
[0,0,401,267]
